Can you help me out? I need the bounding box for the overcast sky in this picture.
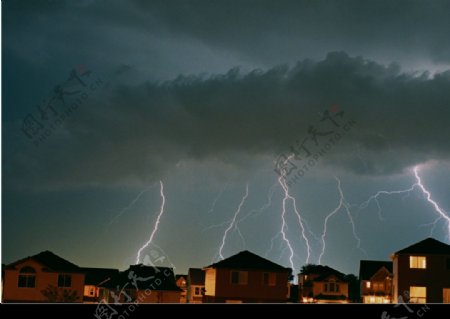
[3,0,450,278]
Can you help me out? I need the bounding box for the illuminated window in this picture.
[409,256,426,269]
[194,287,202,296]
[58,274,72,287]
[18,266,36,288]
[366,281,371,288]
[263,273,276,286]
[231,271,248,285]
[89,287,95,296]
[410,286,426,303]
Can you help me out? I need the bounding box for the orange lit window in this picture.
[409,256,426,269]
[410,286,426,303]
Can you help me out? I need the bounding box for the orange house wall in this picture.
[3,260,84,303]
[211,268,289,302]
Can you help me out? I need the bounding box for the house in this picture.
[298,264,349,303]
[391,237,450,303]
[99,264,181,303]
[186,268,205,303]
[3,250,85,303]
[202,250,292,303]
[359,260,393,303]
[175,274,187,303]
[81,267,119,303]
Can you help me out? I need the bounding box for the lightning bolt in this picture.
[234,182,277,228]
[107,186,153,228]
[208,183,228,214]
[278,171,312,272]
[217,184,249,260]
[414,166,450,240]
[136,180,166,264]
[358,165,450,242]
[318,176,366,264]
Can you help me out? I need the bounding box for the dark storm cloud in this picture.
[6,52,450,189]
[5,0,450,78]
[131,0,450,65]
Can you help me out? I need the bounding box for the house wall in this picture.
[187,285,204,303]
[3,260,84,302]
[204,268,216,297]
[312,281,349,298]
[395,254,450,303]
[135,290,180,303]
[205,268,289,302]
[393,256,399,302]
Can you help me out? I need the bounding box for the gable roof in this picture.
[81,268,120,285]
[394,237,450,255]
[188,268,205,285]
[205,250,291,272]
[6,251,82,273]
[99,265,181,292]
[299,265,347,282]
[359,260,393,281]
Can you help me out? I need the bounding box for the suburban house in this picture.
[175,274,188,303]
[202,250,292,303]
[359,260,393,303]
[3,251,85,303]
[391,237,450,303]
[186,268,205,303]
[298,264,349,303]
[98,264,181,303]
[81,268,119,303]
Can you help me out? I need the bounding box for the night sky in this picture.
[3,0,450,279]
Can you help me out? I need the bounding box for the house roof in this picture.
[299,265,347,282]
[81,268,120,285]
[359,260,393,281]
[99,265,181,292]
[205,250,291,272]
[6,250,82,273]
[394,237,450,255]
[188,268,205,285]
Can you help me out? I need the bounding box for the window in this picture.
[89,287,96,296]
[366,281,371,288]
[263,273,276,286]
[194,287,202,296]
[324,281,340,293]
[58,274,72,287]
[230,271,248,285]
[18,266,36,288]
[410,286,426,303]
[409,256,426,269]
